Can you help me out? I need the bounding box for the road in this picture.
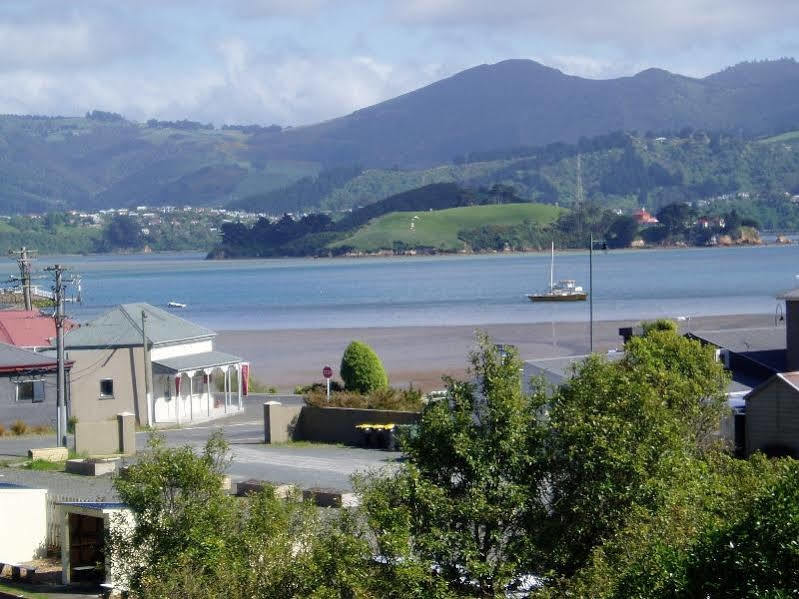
[0,396,401,496]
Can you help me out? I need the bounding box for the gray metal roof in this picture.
[153,350,243,374]
[0,342,59,369]
[525,351,748,400]
[686,327,785,354]
[63,303,215,349]
[523,352,624,390]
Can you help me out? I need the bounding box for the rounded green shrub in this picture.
[340,340,388,393]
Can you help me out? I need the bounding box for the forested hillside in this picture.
[1,59,799,215]
[236,129,799,217]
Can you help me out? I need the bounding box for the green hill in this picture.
[331,203,562,252]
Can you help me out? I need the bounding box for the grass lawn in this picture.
[331,202,563,252]
[0,580,54,598]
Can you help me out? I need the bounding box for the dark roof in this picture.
[64,303,215,349]
[686,327,785,354]
[0,342,62,373]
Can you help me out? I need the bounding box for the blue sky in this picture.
[1,0,797,126]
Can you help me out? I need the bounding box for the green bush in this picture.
[10,420,27,435]
[340,340,388,393]
[304,386,423,411]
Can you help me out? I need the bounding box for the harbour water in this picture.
[7,245,798,330]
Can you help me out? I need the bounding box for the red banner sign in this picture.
[241,363,249,396]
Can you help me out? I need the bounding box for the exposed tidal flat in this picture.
[10,244,797,389]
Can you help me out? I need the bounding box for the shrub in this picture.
[295,381,344,395]
[0,423,5,437]
[10,420,28,435]
[67,416,78,434]
[641,318,678,335]
[340,340,388,393]
[305,386,423,411]
[31,424,54,435]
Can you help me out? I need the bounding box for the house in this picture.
[632,208,659,225]
[737,289,799,457]
[0,343,71,428]
[677,289,799,457]
[0,310,63,351]
[63,303,248,427]
[530,344,751,453]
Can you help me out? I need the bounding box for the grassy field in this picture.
[759,130,799,144]
[331,203,562,252]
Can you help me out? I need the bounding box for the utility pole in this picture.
[9,247,37,310]
[589,234,594,354]
[576,154,584,237]
[45,265,69,447]
[142,310,153,427]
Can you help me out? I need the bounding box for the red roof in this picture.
[0,310,71,348]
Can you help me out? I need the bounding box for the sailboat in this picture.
[527,242,587,302]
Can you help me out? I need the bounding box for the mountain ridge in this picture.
[1,58,798,213]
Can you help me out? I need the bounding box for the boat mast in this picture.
[549,241,554,291]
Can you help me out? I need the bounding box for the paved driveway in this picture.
[0,395,401,494]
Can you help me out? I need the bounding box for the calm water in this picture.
[7,245,799,330]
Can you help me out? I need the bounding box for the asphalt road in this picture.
[0,395,400,493]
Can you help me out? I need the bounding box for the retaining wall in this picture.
[264,402,419,445]
[74,412,135,455]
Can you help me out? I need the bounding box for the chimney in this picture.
[781,290,799,371]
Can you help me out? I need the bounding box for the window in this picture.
[16,380,45,403]
[99,379,114,398]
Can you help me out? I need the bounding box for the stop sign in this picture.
[322,365,333,379]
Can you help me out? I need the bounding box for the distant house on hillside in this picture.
[632,208,659,225]
[0,343,72,427]
[63,303,248,427]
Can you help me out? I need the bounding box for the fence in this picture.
[45,493,82,552]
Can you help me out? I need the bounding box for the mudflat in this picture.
[215,313,774,392]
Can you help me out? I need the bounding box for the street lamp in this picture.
[589,234,607,354]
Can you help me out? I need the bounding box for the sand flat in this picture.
[214,313,774,391]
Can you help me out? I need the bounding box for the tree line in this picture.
[109,327,799,597]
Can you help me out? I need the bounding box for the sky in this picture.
[0,0,797,127]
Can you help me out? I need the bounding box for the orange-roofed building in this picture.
[0,310,71,350]
[632,208,659,225]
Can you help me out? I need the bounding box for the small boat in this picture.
[167,301,187,308]
[527,242,587,302]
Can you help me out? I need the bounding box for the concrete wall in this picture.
[74,413,136,456]
[68,347,147,426]
[0,487,47,563]
[0,371,60,427]
[264,403,419,445]
[746,377,799,457]
[263,403,303,443]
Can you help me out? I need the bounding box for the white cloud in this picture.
[391,0,799,51]
[0,37,438,126]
